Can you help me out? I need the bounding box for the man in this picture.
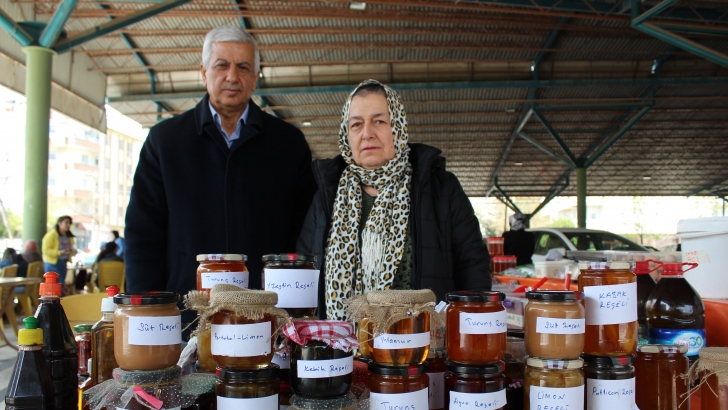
[111,230,125,259]
[503,212,536,266]
[125,27,316,310]
[19,240,42,264]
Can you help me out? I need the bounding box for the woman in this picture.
[0,248,18,269]
[42,215,77,287]
[297,80,491,320]
[95,241,123,265]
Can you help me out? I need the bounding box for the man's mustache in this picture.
[222,84,243,91]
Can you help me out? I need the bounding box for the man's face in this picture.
[201,42,258,112]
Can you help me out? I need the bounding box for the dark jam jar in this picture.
[446,291,507,365]
[368,362,429,409]
[290,340,353,398]
[289,392,357,410]
[634,345,689,410]
[215,364,280,409]
[583,355,636,409]
[262,254,319,318]
[444,361,508,410]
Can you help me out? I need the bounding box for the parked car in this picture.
[526,228,649,262]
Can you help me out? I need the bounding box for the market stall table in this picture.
[0,277,43,350]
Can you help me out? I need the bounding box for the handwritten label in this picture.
[264,269,320,308]
[370,388,428,410]
[373,332,430,349]
[200,271,248,289]
[586,378,636,410]
[459,311,508,335]
[217,395,278,410]
[449,389,507,409]
[127,315,181,346]
[536,317,586,334]
[428,372,445,409]
[211,322,271,357]
[297,356,354,378]
[272,351,290,369]
[529,385,584,410]
[507,313,524,328]
[684,250,710,264]
[583,282,637,325]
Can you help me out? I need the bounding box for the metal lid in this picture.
[290,392,357,409]
[445,360,505,375]
[579,261,631,270]
[526,357,584,369]
[196,254,246,262]
[262,254,316,262]
[73,324,92,332]
[447,291,505,303]
[217,364,280,380]
[526,290,583,301]
[582,354,634,366]
[637,344,688,354]
[113,292,179,305]
[368,362,428,376]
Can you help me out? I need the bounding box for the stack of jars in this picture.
[487,237,504,273]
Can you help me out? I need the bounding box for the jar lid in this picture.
[290,392,357,409]
[578,261,631,270]
[637,344,688,354]
[114,366,183,385]
[487,237,504,242]
[217,364,280,381]
[447,291,505,303]
[582,354,634,366]
[368,362,428,376]
[526,357,584,369]
[113,292,179,305]
[445,360,505,375]
[73,324,92,332]
[526,290,583,301]
[262,254,316,262]
[492,256,508,261]
[196,254,247,262]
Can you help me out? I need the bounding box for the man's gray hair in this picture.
[202,26,260,73]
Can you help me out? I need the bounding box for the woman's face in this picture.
[58,218,71,235]
[347,93,396,170]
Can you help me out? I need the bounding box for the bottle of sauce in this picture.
[34,271,78,410]
[646,262,705,362]
[5,317,54,410]
[91,286,119,384]
[74,324,92,378]
[634,260,658,345]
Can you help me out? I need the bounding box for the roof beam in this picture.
[583,105,653,168]
[531,107,579,165]
[517,132,575,169]
[38,0,78,47]
[0,8,34,46]
[690,178,728,196]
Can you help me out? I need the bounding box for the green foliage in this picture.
[0,209,22,238]
[549,217,576,228]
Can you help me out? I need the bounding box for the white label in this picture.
[586,378,636,410]
[583,282,638,325]
[264,269,320,308]
[211,322,271,357]
[428,372,445,409]
[529,385,584,410]
[507,312,524,328]
[217,395,278,410]
[297,356,354,378]
[449,389,507,409]
[370,388,429,410]
[200,271,249,289]
[127,315,182,346]
[459,311,508,334]
[373,332,430,349]
[536,317,586,334]
[685,250,711,264]
[272,351,290,369]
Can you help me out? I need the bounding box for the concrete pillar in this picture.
[22,46,56,244]
[576,167,587,228]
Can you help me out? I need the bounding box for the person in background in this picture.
[42,215,77,286]
[111,230,125,259]
[95,242,124,264]
[20,240,42,264]
[0,248,18,269]
[503,212,536,266]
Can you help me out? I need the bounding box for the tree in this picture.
[0,206,22,239]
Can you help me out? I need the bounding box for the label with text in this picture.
[127,315,181,346]
[369,388,428,410]
[586,377,636,409]
[459,310,508,335]
[428,372,445,409]
[217,394,278,410]
[449,389,507,409]
[536,317,586,335]
[583,282,637,325]
[529,385,584,410]
[373,332,430,349]
[297,356,354,378]
[211,322,271,357]
[264,269,319,308]
[201,271,249,289]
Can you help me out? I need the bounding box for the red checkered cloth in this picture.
[282,320,359,353]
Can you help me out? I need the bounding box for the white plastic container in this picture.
[677,216,728,299]
[533,260,573,278]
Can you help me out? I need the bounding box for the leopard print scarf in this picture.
[324,80,413,320]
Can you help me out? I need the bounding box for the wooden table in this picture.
[0,277,43,350]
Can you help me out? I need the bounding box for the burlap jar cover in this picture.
[346,289,439,336]
[688,347,728,400]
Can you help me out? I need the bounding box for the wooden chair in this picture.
[13,261,44,317]
[97,261,125,294]
[60,293,106,329]
[0,264,19,335]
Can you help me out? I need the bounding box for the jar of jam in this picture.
[487,237,504,257]
[578,261,638,356]
[634,344,689,410]
[74,324,92,377]
[112,366,185,410]
[696,347,728,410]
[216,364,280,409]
[583,355,636,409]
[197,326,216,372]
[444,361,508,410]
[279,381,292,409]
[491,256,507,275]
[356,318,371,359]
[196,254,249,293]
[426,354,447,410]
[504,336,526,410]
[524,357,584,410]
[288,392,356,409]
[262,254,319,318]
[368,362,429,409]
[290,340,353,398]
[113,292,182,371]
[446,291,507,364]
[504,255,517,271]
[524,290,585,359]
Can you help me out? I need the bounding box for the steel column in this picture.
[0,9,34,46]
[632,0,678,26]
[576,167,587,228]
[39,0,79,47]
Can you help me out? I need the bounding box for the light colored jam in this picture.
[211,310,276,370]
[367,313,430,366]
[524,291,585,359]
[524,358,584,410]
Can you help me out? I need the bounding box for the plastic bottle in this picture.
[646,262,705,362]
[634,260,659,345]
[34,271,78,410]
[91,286,119,385]
[5,317,54,410]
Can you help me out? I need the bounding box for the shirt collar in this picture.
[208,101,250,146]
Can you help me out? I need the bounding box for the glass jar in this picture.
[487,237,504,257]
[182,392,216,410]
[211,310,276,370]
[698,347,728,410]
[272,349,291,383]
[504,255,517,271]
[197,326,216,372]
[368,313,430,366]
[279,382,292,409]
[578,262,638,356]
[196,254,249,293]
[113,292,182,371]
[216,365,280,409]
[491,256,507,275]
[262,254,319,318]
[290,340,353,398]
[524,357,584,410]
[504,336,526,410]
[288,392,356,410]
[112,367,185,410]
[634,345,689,410]
[356,318,371,359]
[524,290,585,359]
[444,361,508,410]
[368,362,429,409]
[446,291,507,365]
[583,355,636,409]
[426,355,447,410]
[74,324,92,377]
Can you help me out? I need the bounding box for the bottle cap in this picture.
[634,260,661,275]
[101,286,120,312]
[662,262,698,276]
[18,317,43,346]
[39,272,62,297]
[73,324,92,333]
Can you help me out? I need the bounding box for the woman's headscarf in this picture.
[509,213,527,231]
[324,79,413,320]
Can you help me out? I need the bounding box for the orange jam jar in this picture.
[368,362,429,408]
[634,345,689,410]
[524,290,585,359]
[446,291,507,365]
[196,254,249,293]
